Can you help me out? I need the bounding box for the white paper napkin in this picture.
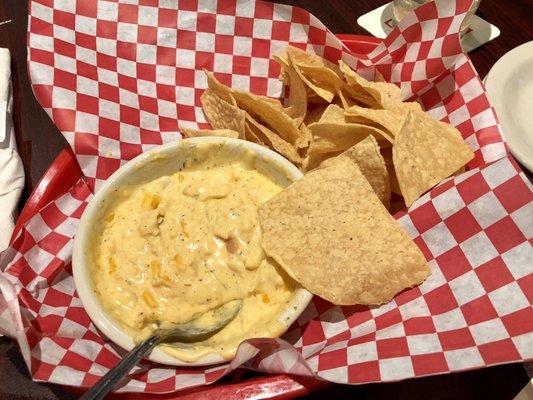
[356,2,500,53]
[0,49,24,251]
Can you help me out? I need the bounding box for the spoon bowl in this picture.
[156,299,243,343]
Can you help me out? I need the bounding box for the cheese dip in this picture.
[90,142,297,362]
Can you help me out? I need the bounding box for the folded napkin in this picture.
[0,49,24,251]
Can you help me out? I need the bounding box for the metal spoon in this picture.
[79,299,242,400]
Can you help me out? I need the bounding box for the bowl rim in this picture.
[72,137,313,367]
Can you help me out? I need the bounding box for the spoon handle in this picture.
[79,333,162,400]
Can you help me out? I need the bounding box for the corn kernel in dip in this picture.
[90,143,297,362]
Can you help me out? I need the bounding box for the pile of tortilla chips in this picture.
[187,45,474,208]
[185,46,475,306]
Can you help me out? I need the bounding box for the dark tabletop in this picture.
[0,0,532,399]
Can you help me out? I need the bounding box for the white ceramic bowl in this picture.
[72,137,313,366]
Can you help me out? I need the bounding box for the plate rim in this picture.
[484,40,533,172]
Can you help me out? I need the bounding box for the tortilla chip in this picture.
[205,70,283,108]
[374,69,386,83]
[181,128,241,139]
[285,45,342,75]
[204,70,237,106]
[203,71,307,153]
[339,60,402,109]
[244,123,266,145]
[307,121,393,155]
[290,65,336,103]
[454,166,466,175]
[299,64,342,97]
[259,156,430,305]
[393,110,474,206]
[342,84,377,108]
[304,105,328,125]
[338,86,361,109]
[245,115,301,164]
[320,136,390,208]
[231,90,302,147]
[307,90,329,106]
[381,144,401,195]
[300,150,341,172]
[319,104,345,124]
[274,55,307,126]
[260,96,284,108]
[345,105,408,138]
[285,46,342,103]
[365,81,402,109]
[392,101,423,113]
[200,89,246,136]
[297,122,312,151]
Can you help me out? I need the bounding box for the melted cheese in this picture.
[91,143,297,362]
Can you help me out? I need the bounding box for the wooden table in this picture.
[0,0,531,399]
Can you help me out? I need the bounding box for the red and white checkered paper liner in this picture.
[0,0,531,393]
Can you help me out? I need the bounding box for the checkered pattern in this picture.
[0,0,529,393]
[27,0,505,191]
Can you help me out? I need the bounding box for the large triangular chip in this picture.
[259,157,430,305]
[393,110,474,206]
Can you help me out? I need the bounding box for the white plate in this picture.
[485,41,533,172]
